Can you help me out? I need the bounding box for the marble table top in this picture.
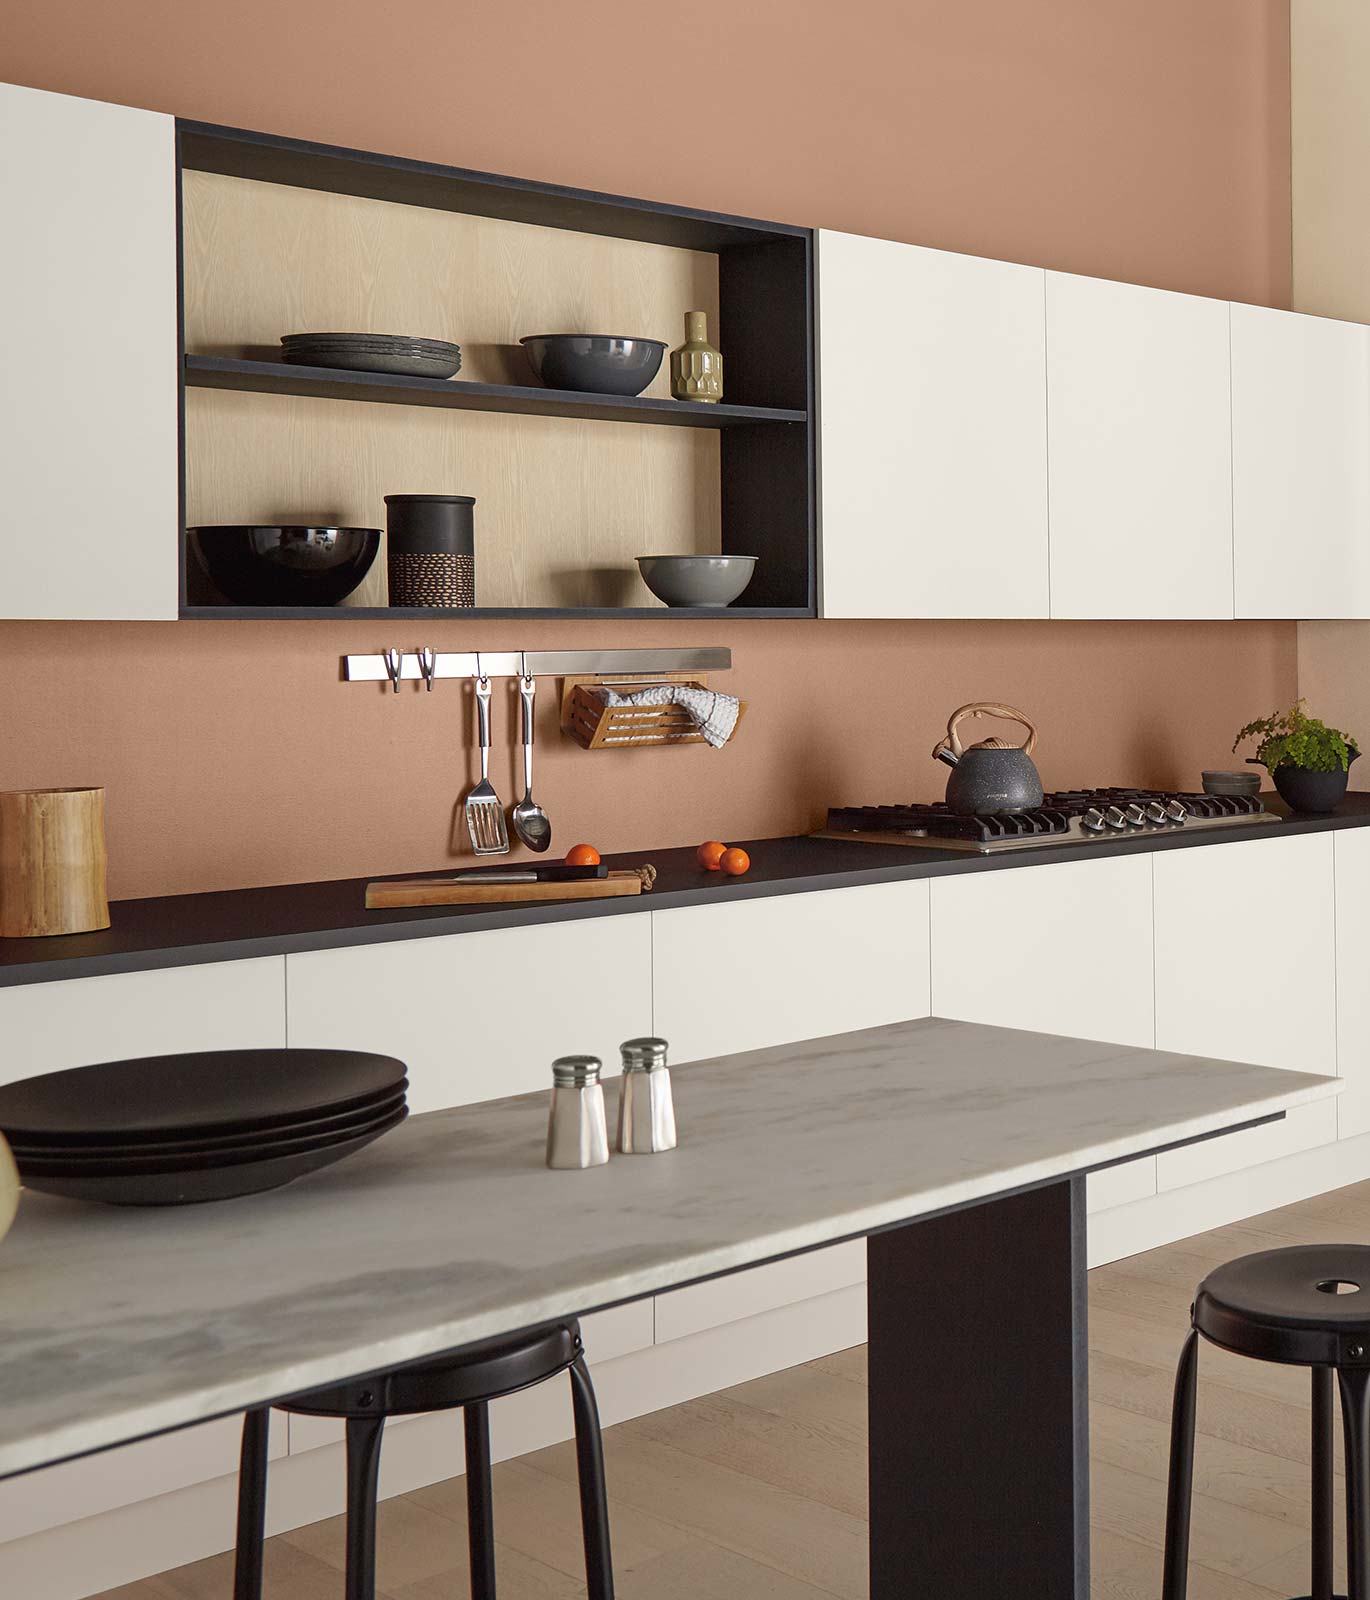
[0,1017,1339,1479]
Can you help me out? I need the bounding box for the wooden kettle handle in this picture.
[943,702,1038,758]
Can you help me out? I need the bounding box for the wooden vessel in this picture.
[0,788,110,938]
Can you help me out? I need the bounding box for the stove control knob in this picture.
[1124,803,1147,827]
[1103,805,1130,831]
[1145,801,1169,825]
[1165,800,1188,824]
[1081,807,1107,834]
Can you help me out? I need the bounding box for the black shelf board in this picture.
[179,605,815,622]
[184,355,805,429]
[178,121,807,252]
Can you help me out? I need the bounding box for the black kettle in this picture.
[932,702,1044,815]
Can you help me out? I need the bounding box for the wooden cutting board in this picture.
[366,869,654,909]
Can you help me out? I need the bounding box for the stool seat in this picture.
[281,1323,581,1418]
[1196,1245,1370,1368]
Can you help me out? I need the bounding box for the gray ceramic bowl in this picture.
[637,555,758,608]
[1201,770,1262,797]
[521,335,667,397]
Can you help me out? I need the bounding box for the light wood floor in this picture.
[97,1179,1370,1599]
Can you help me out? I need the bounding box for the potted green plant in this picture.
[1232,700,1359,813]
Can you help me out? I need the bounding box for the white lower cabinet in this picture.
[0,958,287,1543]
[1152,834,1338,1188]
[1335,829,1370,1139]
[652,880,931,1062]
[286,917,652,1112]
[652,882,930,1328]
[929,854,1157,1211]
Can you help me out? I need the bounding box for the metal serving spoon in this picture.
[512,674,552,852]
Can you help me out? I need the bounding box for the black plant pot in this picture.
[1270,752,1358,813]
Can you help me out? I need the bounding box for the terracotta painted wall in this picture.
[3,0,1296,900]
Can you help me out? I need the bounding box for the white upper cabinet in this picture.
[817,231,1048,618]
[1045,272,1233,619]
[1232,303,1370,619]
[0,83,178,620]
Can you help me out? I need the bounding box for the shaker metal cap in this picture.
[620,1037,669,1072]
[552,1054,602,1087]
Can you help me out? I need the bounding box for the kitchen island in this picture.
[0,1017,1339,1597]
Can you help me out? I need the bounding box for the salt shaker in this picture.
[617,1037,677,1154]
[546,1055,610,1170]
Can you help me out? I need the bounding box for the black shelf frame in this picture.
[184,355,807,429]
[174,120,816,621]
[182,605,810,622]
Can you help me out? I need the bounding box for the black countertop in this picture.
[5,793,1369,989]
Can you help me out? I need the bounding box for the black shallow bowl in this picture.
[520,335,667,397]
[187,526,380,606]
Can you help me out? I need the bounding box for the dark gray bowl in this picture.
[520,335,667,397]
[637,555,758,608]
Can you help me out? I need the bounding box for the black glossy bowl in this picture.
[187,526,380,606]
[520,335,667,397]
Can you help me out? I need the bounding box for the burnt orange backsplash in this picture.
[0,618,1296,899]
[2,0,1296,898]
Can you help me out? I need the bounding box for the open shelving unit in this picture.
[175,122,815,621]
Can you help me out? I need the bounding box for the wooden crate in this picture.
[560,673,746,750]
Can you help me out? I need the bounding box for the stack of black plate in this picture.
[0,1049,407,1206]
[281,332,462,379]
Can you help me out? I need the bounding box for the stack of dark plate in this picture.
[281,332,462,379]
[0,1049,407,1206]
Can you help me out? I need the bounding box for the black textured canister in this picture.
[384,494,476,608]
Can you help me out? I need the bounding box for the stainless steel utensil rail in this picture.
[345,646,732,683]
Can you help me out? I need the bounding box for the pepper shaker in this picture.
[617,1037,677,1154]
[546,1055,610,1169]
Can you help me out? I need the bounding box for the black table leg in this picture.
[868,1175,1089,1600]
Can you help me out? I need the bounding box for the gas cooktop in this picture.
[821,788,1278,853]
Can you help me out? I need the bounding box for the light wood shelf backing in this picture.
[181,170,719,396]
[184,388,721,609]
[182,170,725,609]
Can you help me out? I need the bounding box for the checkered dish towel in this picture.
[600,685,740,748]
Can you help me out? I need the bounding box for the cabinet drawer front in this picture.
[1046,271,1233,619]
[0,959,287,1086]
[652,880,930,1064]
[1336,829,1370,1140]
[0,1413,285,1543]
[1153,833,1336,1188]
[655,1241,867,1344]
[817,230,1048,619]
[931,854,1154,1048]
[286,917,651,1113]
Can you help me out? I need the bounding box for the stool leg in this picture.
[463,1402,497,1600]
[1313,1367,1337,1600]
[1161,1330,1200,1600]
[344,1415,385,1600]
[233,1408,270,1600]
[1342,1367,1370,1600]
[568,1355,615,1600]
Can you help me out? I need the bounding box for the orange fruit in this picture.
[719,847,751,876]
[565,843,601,866]
[696,840,728,871]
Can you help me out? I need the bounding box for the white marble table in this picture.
[0,1017,1340,1597]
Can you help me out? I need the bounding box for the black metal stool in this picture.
[1162,1244,1370,1600]
[233,1321,613,1600]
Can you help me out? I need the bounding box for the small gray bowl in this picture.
[521,335,666,397]
[1201,770,1262,797]
[637,555,758,608]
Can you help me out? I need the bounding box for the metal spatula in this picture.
[465,675,509,855]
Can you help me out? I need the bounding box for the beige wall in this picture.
[3,1,1298,899]
[1292,1,1370,742]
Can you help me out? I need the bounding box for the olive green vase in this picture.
[670,310,723,403]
